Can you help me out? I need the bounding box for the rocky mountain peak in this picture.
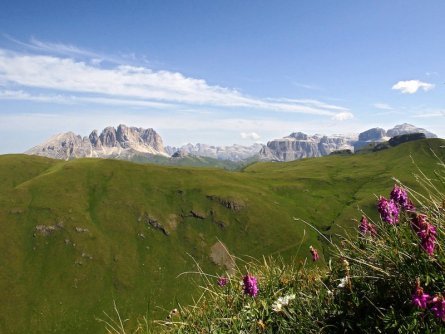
[26,125,167,160]
[387,123,436,138]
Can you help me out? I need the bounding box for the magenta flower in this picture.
[377,196,399,224]
[412,281,430,309]
[390,185,415,211]
[243,274,259,297]
[412,214,437,256]
[430,295,445,321]
[359,216,377,237]
[217,276,228,287]
[309,245,320,261]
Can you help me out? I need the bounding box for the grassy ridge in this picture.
[0,139,443,333]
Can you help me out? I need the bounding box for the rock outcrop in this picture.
[26,124,167,160]
[259,124,437,162]
[259,133,356,161]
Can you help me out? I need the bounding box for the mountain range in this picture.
[25,123,437,163]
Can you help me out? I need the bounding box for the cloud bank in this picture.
[0,45,353,121]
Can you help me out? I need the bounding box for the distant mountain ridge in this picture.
[258,123,437,162]
[26,124,167,160]
[25,123,437,163]
[165,143,263,161]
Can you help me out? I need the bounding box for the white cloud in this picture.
[373,103,393,110]
[240,132,260,140]
[392,80,435,94]
[0,48,352,120]
[331,111,354,121]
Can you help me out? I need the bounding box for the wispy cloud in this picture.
[373,103,393,110]
[0,47,353,120]
[0,89,178,109]
[3,35,129,65]
[392,80,435,94]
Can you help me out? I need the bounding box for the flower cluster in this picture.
[309,245,320,261]
[430,295,445,321]
[412,281,445,321]
[374,185,438,256]
[390,184,415,211]
[217,276,228,287]
[412,280,430,309]
[243,274,259,297]
[377,196,399,224]
[411,214,437,256]
[272,294,296,312]
[358,215,377,237]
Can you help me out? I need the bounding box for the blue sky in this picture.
[0,0,444,153]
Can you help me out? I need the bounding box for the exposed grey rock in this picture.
[26,124,167,160]
[358,128,387,141]
[261,124,437,162]
[260,133,356,162]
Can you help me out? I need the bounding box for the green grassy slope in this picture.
[0,139,443,333]
[130,153,243,170]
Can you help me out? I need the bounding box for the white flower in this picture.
[338,277,349,288]
[272,301,283,312]
[272,294,296,312]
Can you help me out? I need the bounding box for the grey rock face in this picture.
[358,128,386,141]
[260,133,356,161]
[260,123,437,162]
[26,125,167,160]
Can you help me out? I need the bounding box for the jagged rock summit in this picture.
[259,124,437,162]
[26,124,167,160]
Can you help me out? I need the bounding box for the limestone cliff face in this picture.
[259,124,437,162]
[260,133,356,162]
[26,124,167,160]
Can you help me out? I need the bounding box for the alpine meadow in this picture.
[0,138,444,332]
[1,1,445,333]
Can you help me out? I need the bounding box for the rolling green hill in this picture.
[0,139,444,333]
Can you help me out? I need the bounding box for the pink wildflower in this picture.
[430,295,445,321]
[412,214,437,256]
[243,274,259,297]
[390,185,415,211]
[309,245,320,261]
[412,280,430,309]
[377,196,399,224]
[217,276,228,287]
[359,215,377,237]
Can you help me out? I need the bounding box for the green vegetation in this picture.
[157,148,445,333]
[0,139,444,333]
[129,153,245,170]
